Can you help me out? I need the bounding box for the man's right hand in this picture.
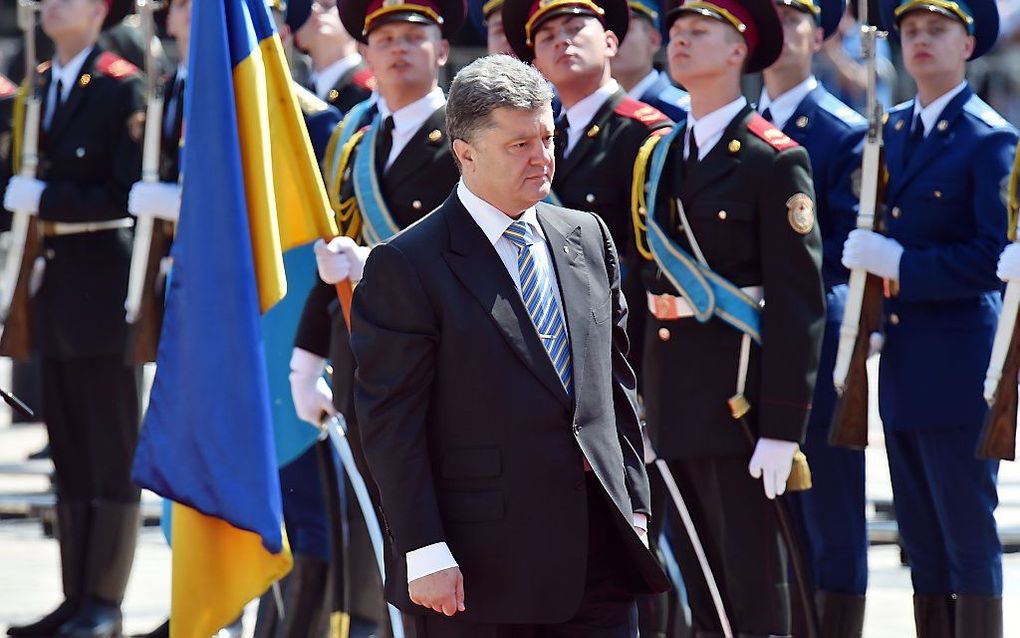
[997,243,1020,282]
[314,236,371,284]
[409,566,465,617]
[128,181,182,222]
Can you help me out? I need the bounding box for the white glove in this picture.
[289,347,337,427]
[841,228,904,280]
[748,438,798,500]
[997,243,1020,282]
[3,176,46,214]
[128,181,182,222]
[314,236,371,284]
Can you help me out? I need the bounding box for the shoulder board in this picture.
[747,113,799,151]
[95,52,138,80]
[614,97,671,128]
[293,83,329,115]
[888,100,913,116]
[816,92,866,127]
[0,75,15,99]
[352,68,377,92]
[36,61,52,74]
[963,96,1009,129]
[659,85,691,110]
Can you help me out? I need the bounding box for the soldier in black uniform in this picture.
[1,1,144,637]
[288,0,463,634]
[502,0,673,379]
[290,0,377,112]
[633,0,824,635]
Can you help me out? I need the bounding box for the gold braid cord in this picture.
[631,131,665,262]
[1007,141,1020,241]
[11,81,28,175]
[323,121,367,243]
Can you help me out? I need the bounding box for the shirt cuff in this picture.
[406,541,459,583]
[633,512,649,531]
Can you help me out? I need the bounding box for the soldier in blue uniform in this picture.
[757,0,868,634]
[840,0,1018,634]
[610,0,689,121]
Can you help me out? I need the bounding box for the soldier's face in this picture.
[899,12,974,82]
[532,15,618,87]
[166,0,191,43]
[486,13,515,56]
[612,16,661,79]
[453,106,555,213]
[365,22,449,89]
[295,0,348,52]
[666,15,746,86]
[41,0,106,41]
[768,5,821,73]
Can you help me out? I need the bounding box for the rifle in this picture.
[977,142,1020,461]
[0,1,43,360]
[829,0,887,450]
[125,0,173,364]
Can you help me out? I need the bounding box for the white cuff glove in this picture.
[314,236,371,285]
[997,243,1020,282]
[841,228,904,280]
[128,181,182,222]
[3,176,46,214]
[289,347,337,427]
[748,438,798,500]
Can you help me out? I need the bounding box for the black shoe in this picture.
[7,600,80,637]
[130,619,168,638]
[955,595,1002,638]
[913,594,955,638]
[56,598,122,638]
[816,591,866,638]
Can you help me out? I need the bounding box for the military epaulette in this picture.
[660,85,691,111]
[0,74,15,99]
[293,83,329,115]
[352,68,377,92]
[963,96,1010,130]
[95,52,138,80]
[747,114,799,152]
[614,97,671,128]
[816,92,866,127]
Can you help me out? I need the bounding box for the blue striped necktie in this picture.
[503,220,573,395]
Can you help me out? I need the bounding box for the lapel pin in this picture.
[79,73,91,87]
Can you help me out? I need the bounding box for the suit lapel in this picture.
[554,90,623,185]
[684,107,749,200]
[892,87,971,199]
[442,197,572,407]
[883,106,910,196]
[536,204,589,404]
[384,106,447,186]
[47,47,101,142]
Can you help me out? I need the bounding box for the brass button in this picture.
[727,139,741,153]
[427,129,443,143]
[328,89,339,102]
[933,190,942,199]
[717,210,727,220]
[889,313,900,326]
[586,125,600,138]
[658,327,671,341]
[44,249,55,259]
[412,200,422,210]
[79,73,91,87]
[796,116,809,128]
[891,206,901,219]
[937,120,948,132]
[585,193,595,204]
[895,119,905,131]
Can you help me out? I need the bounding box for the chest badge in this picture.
[786,193,815,235]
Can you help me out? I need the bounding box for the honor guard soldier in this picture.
[839,0,1018,634]
[469,0,516,54]
[1,1,145,637]
[611,0,690,121]
[289,0,378,113]
[633,0,825,634]
[502,0,673,377]
[758,0,868,633]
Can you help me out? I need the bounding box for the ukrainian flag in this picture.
[131,0,338,635]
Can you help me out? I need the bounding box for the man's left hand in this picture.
[3,176,46,214]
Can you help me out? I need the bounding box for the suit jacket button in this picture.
[891,206,901,219]
[717,210,727,220]
[889,313,900,326]
[585,193,595,204]
[412,200,422,210]
[658,327,670,341]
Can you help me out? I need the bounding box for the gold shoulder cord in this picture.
[323,119,367,243]
[12,81,27,175]
[631,132,664,262]
[1007,141,1020,241]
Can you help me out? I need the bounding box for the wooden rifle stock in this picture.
[0,220,40,361]
[978,314,1020,461]
[127,219,174,363]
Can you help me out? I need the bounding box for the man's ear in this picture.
[605,29,620,57]
[437,38,451,66]
[452,138,474,170]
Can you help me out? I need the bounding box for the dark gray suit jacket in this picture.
[351,192,669,623]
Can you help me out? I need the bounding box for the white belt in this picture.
[647,286,764,320]
[42,218,134,237]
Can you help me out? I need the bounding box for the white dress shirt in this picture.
[45,46,94,129]
[376,86,446,171]
[757,76,818,131]
[911,80,968,137]
[404,181,647,583]
[684,96,748,160]
[562,80,620,156]
[310,53,363,101]
[627,70,661,101]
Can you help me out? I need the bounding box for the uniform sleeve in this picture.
[897,128,1017,302]
[351,242,445,555]
[37,76,144,223]
[594,213,651,515]
[757,148,826,442]
[294,275,338,358]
